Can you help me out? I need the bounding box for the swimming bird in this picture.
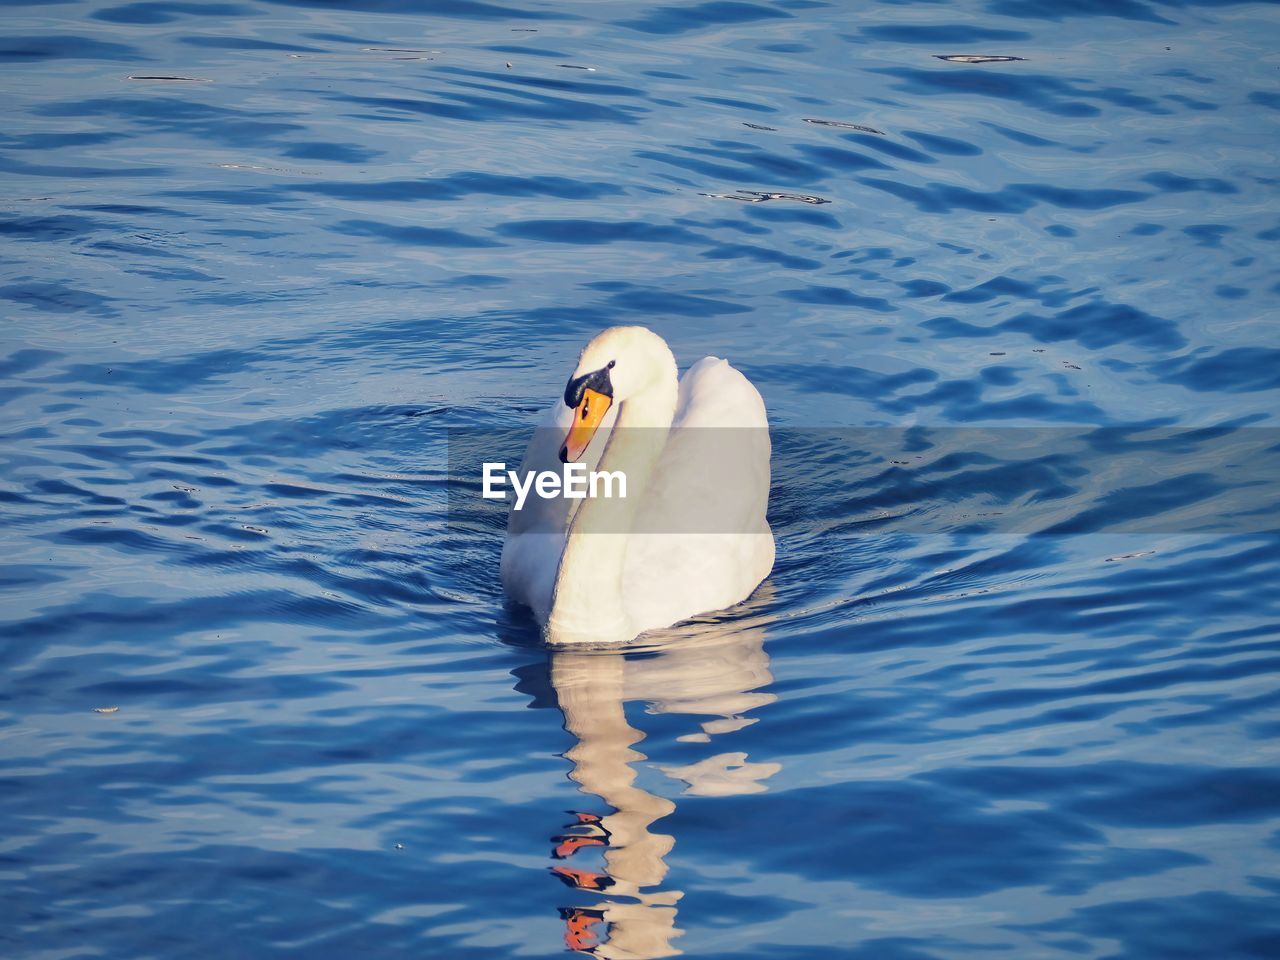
[501,326,774,645]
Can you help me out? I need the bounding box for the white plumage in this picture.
[501,326,774,645]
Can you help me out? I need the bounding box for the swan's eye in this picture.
[607,360,615,369]
[581,400,589,419]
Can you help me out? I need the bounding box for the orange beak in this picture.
[560,388,612,462]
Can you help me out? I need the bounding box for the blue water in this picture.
[3,0,1280,956]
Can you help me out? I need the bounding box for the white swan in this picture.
[501,326,774,645]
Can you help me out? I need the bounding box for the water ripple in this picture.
[3,0,1279,957]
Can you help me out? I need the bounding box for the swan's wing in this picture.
[673,356,770,432]
[504,399,573,538]
[499,400,571,618]
[639,357,771,534]
[624,358,774,632]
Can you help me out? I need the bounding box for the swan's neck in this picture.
[548,373,677,644]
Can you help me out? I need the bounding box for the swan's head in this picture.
[559,326,676,462]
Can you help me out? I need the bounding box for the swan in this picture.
[500,326,774,645]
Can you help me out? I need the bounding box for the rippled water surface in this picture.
[4,0,1280,957]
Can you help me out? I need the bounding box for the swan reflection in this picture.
[545,617,779,958]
